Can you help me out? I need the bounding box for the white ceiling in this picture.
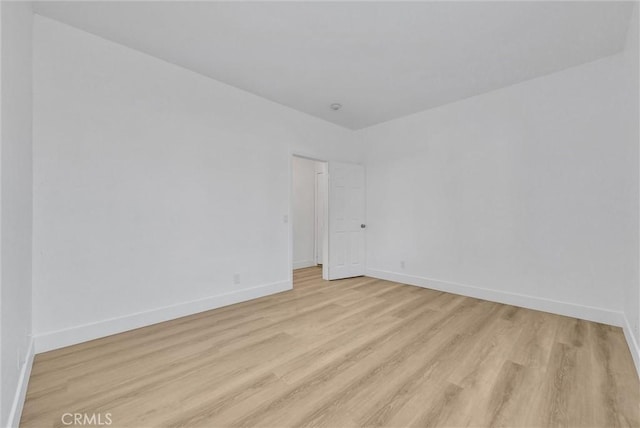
[33,1,635,130]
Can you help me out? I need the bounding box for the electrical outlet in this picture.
[283,215,289,224]
[400,260,405,269]
[233,273,241,285]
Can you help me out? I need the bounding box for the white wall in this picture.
[315,162,327,265]
[1,2,34,426]
[358,49,638,328]
[292,156,317,269]
[32,15,362,352]
[622,4,640,369]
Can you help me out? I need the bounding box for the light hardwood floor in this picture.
[22,267,639,427]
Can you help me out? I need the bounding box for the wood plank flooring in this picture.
[21,267,640,427]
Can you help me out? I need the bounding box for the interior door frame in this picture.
[314,169,326,265]
[289,152,329,281]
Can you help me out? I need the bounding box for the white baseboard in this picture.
[366,269,625,327]
[34,280,291,353]
[293,260,316,270]
[622,314,640,379]
[7,337,35,428]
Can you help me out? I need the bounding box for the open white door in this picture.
[326,162,365,280]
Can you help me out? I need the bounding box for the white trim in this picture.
[622,313,640,379]
[366,268,625,327]
[293,260,316,270]
[7,338,35,428]
[34,280,291,353]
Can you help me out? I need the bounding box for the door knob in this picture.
[361,224,366,228]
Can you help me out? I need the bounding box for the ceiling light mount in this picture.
[330,103,342,111]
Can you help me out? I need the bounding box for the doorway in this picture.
[292,156,327,275]
[291,155,366,282]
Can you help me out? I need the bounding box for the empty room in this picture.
[1,1,639,427]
